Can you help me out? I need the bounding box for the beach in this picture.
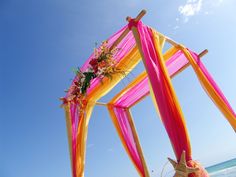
[207,158,236,177]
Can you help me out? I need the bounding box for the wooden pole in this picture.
[128,14,209,106]
[99,11,208,176]
[157,33,209,58]
[124,11,151,177]
[126,9,147,22]
[110,29,130,50]
[198,49,208,58]
[110,10,147,50]
[95,102,107,106]
[111,9,208,68]
[126,110,150,177]
[170,49,208,77]
[128,15,211,177]
[165,36,179,47]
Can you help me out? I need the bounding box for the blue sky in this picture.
[1,0,236,177]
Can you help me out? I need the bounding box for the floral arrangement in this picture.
[61,41,123,107]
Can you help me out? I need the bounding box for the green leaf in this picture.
[81,72,97,94]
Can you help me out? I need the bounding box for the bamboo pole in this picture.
[165,36,179,47]
[94,11,208,177]
[126,10,147,22]
[122,20,150,177]
[108,106,145,177]
[95,102,107,106]
[157,32,208,58]
[126,110,150,177]
[128,17,211,177]
[171,49,208,77]
[110,29,130,50]
[198,49,208,58]
[127,13,208,106]
[110,10,147,50]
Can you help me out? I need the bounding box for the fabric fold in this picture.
[62,20,235,177]
[108,105,146,177]
[63,25,141,177]
[180,47,236,131]
[135,22,209,176]
[136,22,192,161]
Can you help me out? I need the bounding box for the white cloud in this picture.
[175,0,224,24]
[178,0,203,21]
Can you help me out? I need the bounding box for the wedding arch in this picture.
[61,10,236,177]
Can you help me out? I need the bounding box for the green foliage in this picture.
[81,72,96,94]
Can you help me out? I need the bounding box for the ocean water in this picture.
[206,158,236,177]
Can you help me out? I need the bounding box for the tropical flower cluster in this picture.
[61,41,122,107]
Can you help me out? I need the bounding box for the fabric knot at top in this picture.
[128,19,139,30]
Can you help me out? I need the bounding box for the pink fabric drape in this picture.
[136,22,192,161]
[112,106,145,176]
[113,49,198,106]
[135,22,209,176]
[65,25,136,98]
[188,50,236,121]
[64,25,137,177]
[64,20,235,177]
[107,47,208,177]
[69,102,80,177]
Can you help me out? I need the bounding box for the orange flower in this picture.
[98,60,106,68]
[82,99,87,105]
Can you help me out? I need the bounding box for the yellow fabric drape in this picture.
[148,32,166,119]
[63,25,236,177]
[64,46,141,177]
[151,29,192,160]
[87,46,141,101]
[75,102,94,177]
[108,71,149,177]
[107,105,145,177]
[106,40,187,177]
[179,46,236,131]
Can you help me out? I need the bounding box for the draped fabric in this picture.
[64,100,95,177]
[180,48,236,131]
[62,20,236,177]
[108,72,149,177]
[108,106,147,177]
[106,42,208,177]
[135,22,209,176]
[65,25,137,99]
[63,25,142,177]
[136,22,192,161]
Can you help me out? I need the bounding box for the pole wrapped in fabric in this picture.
[62,25,142,177]
[108,106,147,177]
[133,21,208,176]
[106,41,203,177]
[108,72,150,177]
[62,17,236,177]
[136,22,191,161]
[180,47,236,131]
